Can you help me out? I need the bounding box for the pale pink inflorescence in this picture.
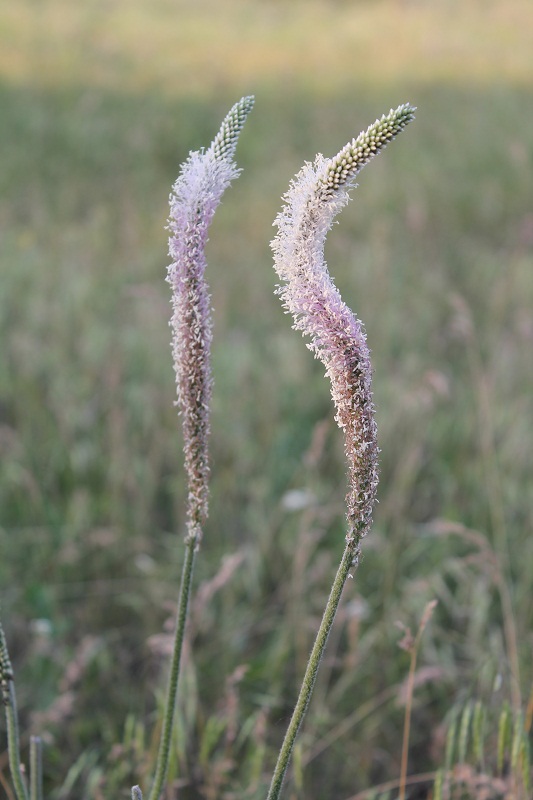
[272,104,415,539]
[167,96,254,542]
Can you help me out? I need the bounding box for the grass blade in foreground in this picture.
[268,104,415,799]
[145,95,254,800]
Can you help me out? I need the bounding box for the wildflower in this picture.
[272,104,415,538]
[167,96,254,543]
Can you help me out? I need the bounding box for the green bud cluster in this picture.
[211,95,255,161]
[320,103,415,194]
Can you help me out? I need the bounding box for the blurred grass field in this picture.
[1,1,533,798]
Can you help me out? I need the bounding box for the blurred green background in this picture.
[1,1,532,798]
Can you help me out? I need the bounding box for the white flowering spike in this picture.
[167,96,254,543]
[272,104,415,538]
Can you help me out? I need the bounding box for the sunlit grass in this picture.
[1,0,533,95]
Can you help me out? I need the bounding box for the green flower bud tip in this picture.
[320,103,416,195]
[211,95,255,161]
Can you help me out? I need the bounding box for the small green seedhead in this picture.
[211,95,255,161]
[320,103,415,195]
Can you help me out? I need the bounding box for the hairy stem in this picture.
[148,536,198,800]
[266,536,360,800]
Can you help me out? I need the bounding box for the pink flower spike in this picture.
[272,104,415,538]
[167,96,254,543]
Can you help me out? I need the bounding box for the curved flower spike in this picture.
[167,95,254,544]
[272,103,415,540]
[267,104,415,800]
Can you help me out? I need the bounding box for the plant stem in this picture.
[398,600,437,800]
[0,622,29,800]
[148,535,198,800]
[29,737,42,800]
[398,647,417,800]
[266,537,360,800]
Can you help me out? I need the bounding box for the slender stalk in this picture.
[266,537,360,800]
[148,535,198,800]
[398,646,417,800]
[398,601,437,800]
[29,737,42,800]
[0,622,29,800]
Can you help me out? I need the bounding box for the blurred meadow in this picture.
[1,0,533,797]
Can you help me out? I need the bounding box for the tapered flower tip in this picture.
[0,621,13,681]
[319,103,416,195]
[210,95,255,161]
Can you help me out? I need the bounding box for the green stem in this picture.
[30,737,43,800]
[266,537,360,800]
[148,536,198,800]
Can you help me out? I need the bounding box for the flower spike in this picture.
[167,95,254,544]
[272,103,415,539]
